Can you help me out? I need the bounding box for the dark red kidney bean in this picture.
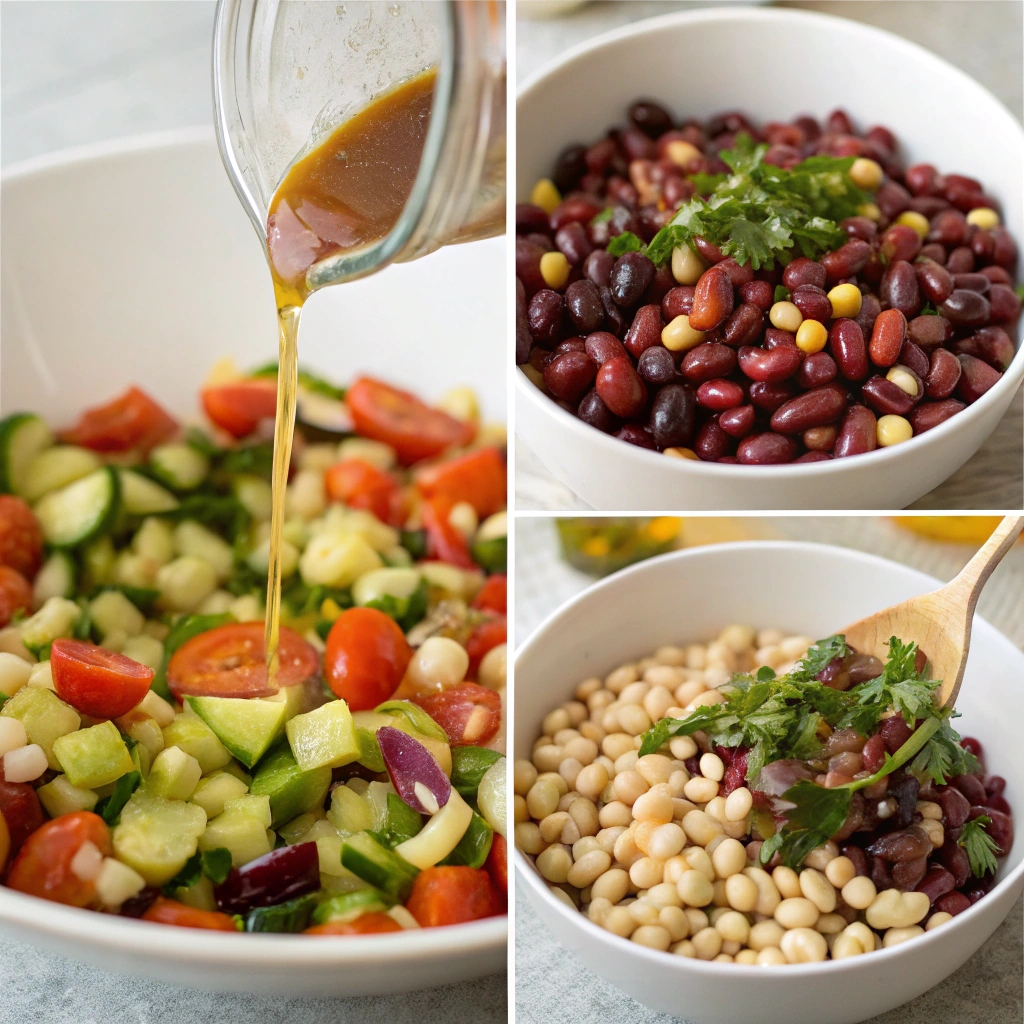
[875,180,911,220]
[991,227,1019,269]
[830,319,869,381]
[977,808,1014,855]
[550,197,602,232]
[553,337,586,357]
[692,235,725,264]
[868,308,907,368]
[524,231,554,252]
[989,284,1022,323]
[528,346,552,373]
[555,222,592,266]
[822,239,871,282]
[861,376,915,416]
[987,793,1012,816]
[516,203,550,235]
[826,108,853,134]
[595,356,647,417]
[770,384,847,434]
[764,328,796,349]
[648,384,696,448]
[919,242,947,263]
[629,99,673,138]
[868,825,930,863]
[925,349,962,400]
[565,279,604,333]
[584,331,626,366]
[552,144,588,193]
[736,432,800,465]
[905,163,941,196]
[936,892,972,917]
[644,263,676,305]
[696,378,744,411]
[840,217,877,242]
[618,126,657,161]
[0,777,45,856]
[880,716,913,754]
[945,246,975,274]
[937,786,972,829]
[577,389,617,432]
[936,840,972,890]
[907,313,953,349]
[910,399,966,433]
[892,855,929,891]
[681,341,737,383]
[722,302,764,347]
[899,340,930,380]
[794,451,831,463]
[543,351,597,404]
[739,279,774,311]
[955,326,1016,371]
[689,267,735,331]
[952,272,990,295]
[664,176,696,208]
[716,257,754,289]
[693,417,733,461]
[803,425,837,452]
[584,249,615,287]
[624,304,664,358]
[516,237,548,296]
[609,252,656,307]
[956,353,1002,404]
[585,137,621,175]
[796,352,838,389]
[662,286,695,320]
[782,257,826,291]
[637,346,677,385]
[599,286,627,337]
[838,844,869,879]
[861,734,887,773]
[970,229,996,263]
[929,209,967,247]
[854,292,882,335]
[980,264,1013,285]
[880,225,922,264]
[216,843,320,914]
[792,286,833,323]
[986,775,1007,798]
[749,380,797,413]
[880,260,922,317]
[616,423,657,449]
[528,289,565,344]
[737,344,802,383]
[866,124,897,152]
[718,404,756,439]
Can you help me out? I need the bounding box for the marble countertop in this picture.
[515,0,1024,512]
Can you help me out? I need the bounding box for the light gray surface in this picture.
[515,0,1024,512]
[514,515,1024,1024]
[0,2,506,1019]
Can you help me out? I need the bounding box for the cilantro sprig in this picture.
[958,816,999,877]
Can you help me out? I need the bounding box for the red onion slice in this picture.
[377,726,451,815]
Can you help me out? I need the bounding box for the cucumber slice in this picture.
[223,793,272,829]
[119,469,178,515]
[52,719,134,789]
[0,413,53,495]
[147,745,202,801]
[112,791,208,885]
[441,811,493,869]
[35,467,120,548]
[286,700,359,771]
[312,888,389,925]
[245,892,318,933]
[149,443,209,491]
[186,695,287,769]
[199,806,273,867]
[249,743,332,828]
[36,774,99,817]
[32,551,77,604]
[22,446,103,503]
[341,831,419,903]
[1,686,81,769]
[162,713,232,774]
[190,771,249,819]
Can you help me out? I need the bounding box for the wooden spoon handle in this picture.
[940,515,1024,618]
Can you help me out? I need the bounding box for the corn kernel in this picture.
[849,158,883,191]
[966,207,1000,230]
[769,301,803,333]
[664,448,699,460]
[665,140,703,168]
[662,315,705,353]
[858,202,882,222]
[539,251,570,290]
[885,365,920,397]
[795,319,828,354]
[876,414,913,447]
[827,283,862,319]
[896,211,930,239]
[531,178,561,215]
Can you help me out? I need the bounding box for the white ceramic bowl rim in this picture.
[514,540,1024,976]
[515,5,1024,480]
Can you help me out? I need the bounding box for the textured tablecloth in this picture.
[515,0,1024,512]
[514,516,1024,1024]
[0,3,506,1019]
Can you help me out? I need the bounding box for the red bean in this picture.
[834,405,877,458]
[792,285,833,323]
[599,286,626,337]
[516,237,548,296]
[692,235,725,264]
[868,308,907,368]
[721,302,764,347]
[854,292,882,335]
[693,417,733,461]
[553,337,586,357]
[764,328,797,349]
[616,423,657,449]
[543,351,597,404]
[822,239,871,282]
[955,353,1002,404]
[555,221,593,266]
[935,892,972,917]
[565,280,604,333]
[899,340,930,380]
[796,351,838,389]
[662,286,695,320]
[954,326,1016,371]
[716,257,754,289]
[840,217,877,242]
[952,272,990,295]
[216,843,320,914]
[910,398,966,433]
[696,378,744,411]
[577,389,617,433]
[749,380,797,413]
[875,180,911,220]
[905,163,941,196]
[584,331,626,366]
[937,786,972,829]
[989,283,1022,323]
[637,346,678,385]
[978,808,1014,855]
[991,227,1019,269]
[980,265,1012,285]
[647,384,696,448]
[803,425,837,452]
[516,203,550,234]
[925,348,962,400]
[610,252,656,307]
[718,404,756,439]
[770,384,847,434]
[739,279,774,311]
[596,356,647,417]
[861,734,887,773]
[550,196,602,232]
[783,257,826,291]
[583,249,615,287]
[907,313,953,349]
[945,246,975,274]
[736,432,800,465]
[929,209,967,247]
[880,260,921,317]
[737,344,802,383]
[829,319,869,381]
[629,99,674,138]
[880,225,922,264]
[892,855,929,891]
[689,266,735,331]
[624,304,664,358]
[868,825,930,863]
[861,376,915,416]
[528,289,565,343]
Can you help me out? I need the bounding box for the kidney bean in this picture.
[749,380,797,413]
[618,125,657,162]
[553,337,586,357]
[951,272,989,295]
[738,279,773,311]
[599,286,626,337]
[647,384,696,448]
[577,389,617,432]
[552,144,588,192]
[737,344,802,383]
[764,328,796,349]
[961,737,984,766]
[945,246,975,275]
[956,353,1002,403]
[721,302,764,347]
[582,249,615,288]
[980,264,1012,285]
[867,371,920,413]
[596,356,647,417]
[970,228,996,263]
[858,733,886,774]
[713,257,753,289]
[516,236,550,296]
[623,303,663,358]
[840,216,877,242]
[793,286,833,323]
[543,351,597,404]
[937,786,972,830]
[662,285,695,320]
[528,347,552,373]
[903,163,939,196]
[986,775,1007,798]
[636,346,677,385]
[552,223,590,268]
[516,203,550,235]
[830,405,876,458]
[910,398,966,433]
[854,292,882,335]
[978,808,1014,855]
[564,279,604,334]
[892,776,923,830]
[936,891,972,917]
[585,136,621,175]
[216,843,320,914]
[691,235,725,265]
[952,773,987,805]
[928,208,966,246]
[585,331,627,366]
[822,239,871,282]
[689,267,735,331]
[735,432,800,464]
[528,289,565,344]
[868,308,908,368]
[987,794,1012,816]
[781,257,825,291]
[878,228,920,267]
[875,180,912,220]
[693,417,733,461]
[935,838,972,890]
[550,196,602,232]
[956,326,1016,371]
[880,260,922,317]
[796,351,838,389]
[770,384,847,434]
[835,792,867,843]
[898,340,930,381]
[879,716,913,755]
[680,341,736,383]
[629,99,673,138]
[991,227,1019,269]
[802,425,837,452]
[718,404,756,439]
[907,313,953,349]
[516,317,533,366]
[696,378,744,411]
[989,283,1022,323]
[891,855,929,891]
[919,242,947,263]
[924,348,962,399]
[609,252,656,307]
[616,423,657,449]
[827,319,867,381]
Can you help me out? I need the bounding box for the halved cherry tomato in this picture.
[304,912,403,935]
[142,897,239,931]
[6,811,111,907]
[325,458,402,526]
[60,386,178,453]
[465,617,506,679]
[0,495,44,578]
[324,607,412,711]
[421,498,474,569]
[406,866,501,927]
[166,622,317,700]
[472,574,506,616]
[413,682,501,747]
[50,639,154,719]
[485,833,508,898]
[347,378,475,466]
[416,447,506,519]
[201,378,278,439]
[0,769,45,859]
[0,566,32,628]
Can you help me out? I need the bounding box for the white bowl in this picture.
[514,542,1024,1024]
[0,129,506,996]
[516,7,1024,510]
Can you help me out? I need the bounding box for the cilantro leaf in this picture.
[95,770,141,825]
[849,637,939,728]
[958,816,999,877]
[607,232,646,257]
[774,285,791,303]
[760,780,852,868]
[792,634,851,681]
[202,847,233,886]
[590,208,614,225]
[909,715,981,786]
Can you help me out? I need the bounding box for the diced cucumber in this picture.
[286,699,359,771]
[118,469,178,515]
[112,791,207,885]
[120,634,164,672]
[341,831,419,903]
[199,806,273,867]
[0,413,53,495]
[175,875,217,912]
[149,443,209,492]
[312,888,390,925]
[450,746,503,799]
[263,679,317,723]
[173,521,233,583]
[35,467,120,548]
[223,793,272,829]
[36,774,99,817]
[32,551,77,605]
[233,475,273,522]
[441,811,493,869]
[186,695,287,769]
[471,536,506,574]
[162,713,232,774]
[18,596,82,658]
[82,536,116,588]
[190,771,249,819]
[352,567,422,608]
[326,784,374,836]
[117,709,165,763]
[89,590,145,639]
[394,789,474,870]
[278,810,324,846]
[378,792,423,848]
[53,719,134,789]
[22,445,103,504]
[245,892,317,933]
[1,686,80,769]
[147,745,203,801]
[249,743,331,828]
[355,726,386,773]
[219,759,253,786]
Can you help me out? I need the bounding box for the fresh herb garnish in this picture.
[95,770,141,825]
[909,714,981,785]
[774,285,792,303]
[607,232,647,257]
[590,208,614,225]
[919,302,941,316]
[845,637,939,729]
[1015,284,1024,302]
[958,816,999,877]
[163,847,234,893]
[250,362,346,401]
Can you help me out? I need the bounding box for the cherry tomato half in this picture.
[324,607,412,711]
[413,683,501,747]
[0,495,44,578]
[347,378,475,466]
[406,866,501,928]
[201,378,278,439]
[6,811,111,908]
[50,639,154,719]
[421,498,474,569]
[0,566,32,628]
[304,912,403,935]
[472,575,506,616]
[60,386,178,453]
[142,897,239,931]
[324,458,402,526]
[166,622,317,701]
[465,617,506,679]
[416,447,506,519]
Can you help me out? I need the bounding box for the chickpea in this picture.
[710,838,746,879]
[662,315,706,353]
[595,826,625,856]
[539,811,571,844]
[769,300,803,332]
[748,919,785,952]
[743,867,782,917]
[866,889,930,930]
[682,810,723,847]
[883,925,924,948]
[926,912,953,931]
[515,822,544,855]
[558,757,583,790]
[532,745,563,773]
[827,282,862,318]
[877,414,913,447]
[772,866,802,899]
[691,927,723,961]
[569,797,600,837]
[514,794,529,824]
[886,365,920,398]
[684,908,709,934]
[602,732,635,760]
[660,905,690,942]
[724,787,753,822]
[598,801,632,829]
[603,905,637,939]
[683,776,719,804]
[704,796,729,824]
[735,949,758,965]
[966,207,1000,230]
[573,837,602,860]
[530,178,560,214]
[671,940,697,958]
[526,779,560,819]
[636,753,675,786]
[849,157,883,191]
[796,319,828,354]
[895,210,930,239]
[673,244,705,290]
[714,910,750,945]
[628,899,660,927]
[919,818,944,849]
[669,734,698,761]
[681,846,715,882]
[648,822,687,862]
[633,820,659,855]
[633,786,674,824]
[613,829,642,870]
[568,850,612,889]
[613,769,649,806]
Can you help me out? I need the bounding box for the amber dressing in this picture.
[263,69,436,682]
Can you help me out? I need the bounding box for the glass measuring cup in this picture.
[213,0,506,288]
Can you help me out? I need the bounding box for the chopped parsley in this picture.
[606,232,646,257]
[958,816,999,877]
[774,285,791,303]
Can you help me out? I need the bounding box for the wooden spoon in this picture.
[842,515,1023,708]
